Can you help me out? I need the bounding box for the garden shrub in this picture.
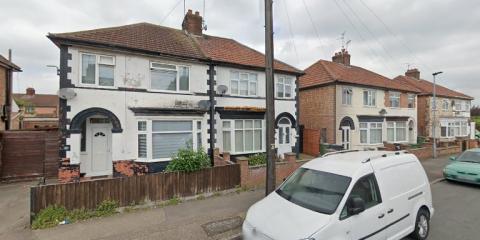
[248,153,266,166]
[32,205,68,229]
[165,148,211,172]
[95,200,118,217]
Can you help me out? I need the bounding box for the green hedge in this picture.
[248,153,266,166]
[165,148,211,173]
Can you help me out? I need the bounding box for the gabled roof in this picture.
[0,54,21,71]
[393,75,473,100]
[13,93,59,108]
[48,22,302,75]
[299,60,419,93]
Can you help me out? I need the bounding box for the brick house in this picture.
[299,49,420,153]
[48,10,302,179]
[394,69,474,142]
[12,87,59,129]
[0,53,21,130]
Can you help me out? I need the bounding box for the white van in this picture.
[243,151,433,240]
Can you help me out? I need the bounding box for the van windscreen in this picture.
[276,168,351,215]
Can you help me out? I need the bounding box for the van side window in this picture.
[340,174,382,219]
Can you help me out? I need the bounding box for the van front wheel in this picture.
[410,208,430,240]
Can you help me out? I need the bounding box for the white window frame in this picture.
[442,100,449,112]
[222,119,264,154]
[136,118,202,162]
[360,122,383,145]
[79,53,116,87]
[150,62,190,93]
[408,94,415,108]
[389,92,400,108]
[342,87,353,105]
[276,76,294,99]
[440,119,469,138]
[386,121,408,143]
[230,71,258,97]
[363,89,377,107]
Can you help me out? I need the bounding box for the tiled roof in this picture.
[13,94,59,107]
[0,54,21,71]
[394,75,473,100]
[299,60,419,92]
[48,23,302,74]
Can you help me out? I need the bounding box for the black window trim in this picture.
[339,173,383,221]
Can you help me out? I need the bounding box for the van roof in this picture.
[301,151,406,177]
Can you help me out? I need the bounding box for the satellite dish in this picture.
[217,85,228,95]
[198,100,211,111]
[57,88,77,100]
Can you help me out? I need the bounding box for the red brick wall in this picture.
[239,153,307,188]
[417,96,429,137]
[400,93,409,108]
[113,160,148,177]
[299,85,336,144]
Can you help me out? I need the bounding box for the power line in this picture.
[280,0,300,65]
[331,0,394,72]
[160,0,184,24]
[301,0,330,59]
[358,0,433,72]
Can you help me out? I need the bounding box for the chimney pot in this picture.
[332,49,351,66]
[182,9,203,36]
[405,68,420,80]
[26,87,35,96]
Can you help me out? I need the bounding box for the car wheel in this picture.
[409,208,430,240]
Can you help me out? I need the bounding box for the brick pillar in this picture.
[223,152,230,162]
[58,158,80,183]
[284,152,297,173]
[238,158,249,187]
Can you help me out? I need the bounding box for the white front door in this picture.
[88,123,112,176]
[278,118,292,157]
[341,126,351,150]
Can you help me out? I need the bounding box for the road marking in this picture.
[430,178,445,185]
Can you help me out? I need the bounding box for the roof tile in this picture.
[394,75,473,100]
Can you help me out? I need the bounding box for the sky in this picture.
[1,0,479,105]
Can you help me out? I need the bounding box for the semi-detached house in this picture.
[299,49,420,153]
[48,10,302,178]
[394,69,474,142]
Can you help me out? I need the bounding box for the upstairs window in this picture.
[81,53,115,87]
[231,71,258,96]
[342,87,352,105]
[389,92,400,108]
[442,100,449,111]
[408,94,415,108]
[277,76,293,98]
[150,62,189,92]
[363,90,376,107]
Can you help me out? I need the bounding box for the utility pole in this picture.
[264,0,276,195]
[432,71,443,159]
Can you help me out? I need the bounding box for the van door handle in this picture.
[378,213,385,219]
[387,209,394,214]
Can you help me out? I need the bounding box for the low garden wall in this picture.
[383,140,471,160]
[238,153,309,188]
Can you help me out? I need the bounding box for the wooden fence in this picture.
[30,164,240,217]
[0,130,59,181]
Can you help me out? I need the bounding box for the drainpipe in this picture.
[207,63,216,166]
[5,49,13,130]
[295,75,300,158]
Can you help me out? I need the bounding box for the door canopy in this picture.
[275,112,296,129]
[339,116,355,130]
[70,107,123,134]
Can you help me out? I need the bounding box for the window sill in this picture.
[135,158,171,163]
[148,89,192,94]
[78,84,117,89]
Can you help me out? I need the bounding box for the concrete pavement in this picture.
[1,154,479,240]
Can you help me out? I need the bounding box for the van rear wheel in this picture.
[410,208,430,240]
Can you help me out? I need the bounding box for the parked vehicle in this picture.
[243,150,433,240]
[444,149,480,185]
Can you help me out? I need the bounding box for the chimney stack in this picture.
[405,68,420,80]
[332,49,351,66]
[8,49,12,61]
[182,9,203,36]
[26,87,35,96]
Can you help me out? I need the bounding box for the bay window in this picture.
[363,90,376,107]
[387,121,407,142]
[222,119,263,154]
[360,122,382,144]
[137,119,202,160]
[277,76,293,98]
[81,53,115,87]
[150,62,189,92]
[389,92,400,108]
[440,119,469,138]
[231,71,257,96]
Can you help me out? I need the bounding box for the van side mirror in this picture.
[449,156,457,161]
[347,197,366,216]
